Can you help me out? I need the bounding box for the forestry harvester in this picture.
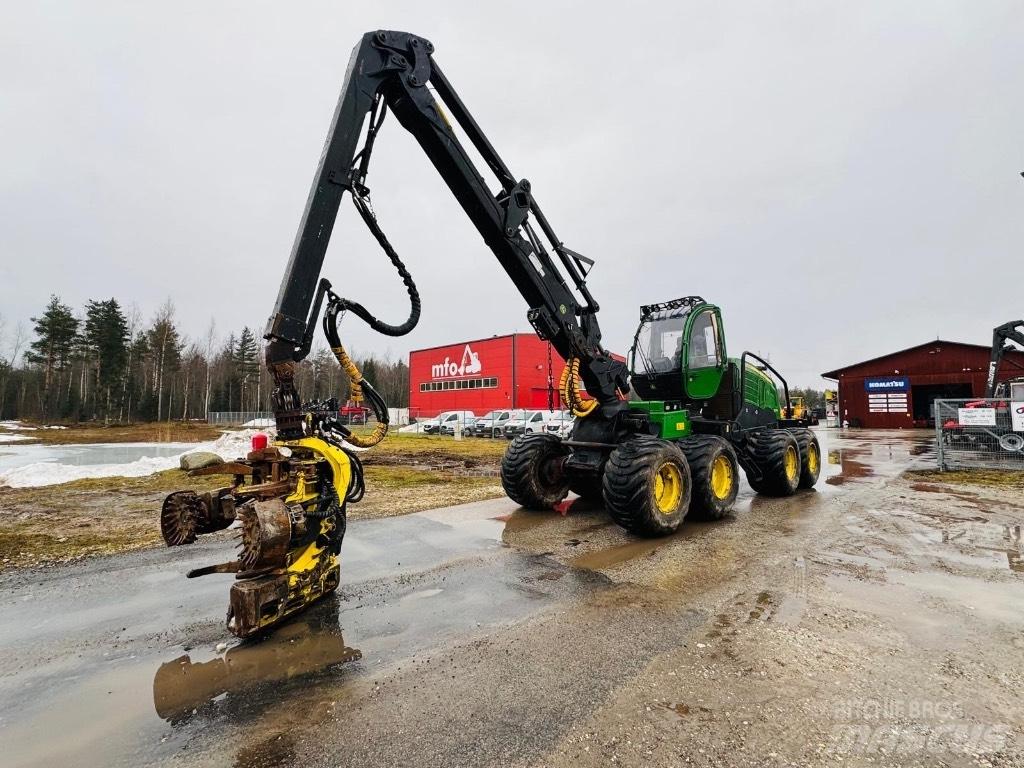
[159,31,820,638]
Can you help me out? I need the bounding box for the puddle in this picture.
[153,614,361,724]
[497,510,551,535]
[570,524,707,571]
[826,454,873,485]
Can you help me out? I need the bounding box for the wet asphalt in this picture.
[1,429,1021,767]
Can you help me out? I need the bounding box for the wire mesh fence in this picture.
[934,398,1024,470]
[206,411,274,426]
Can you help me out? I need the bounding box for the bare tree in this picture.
[151,299,176,422]
[203,317,217,418]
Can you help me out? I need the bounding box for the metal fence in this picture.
[207,410,399,427]
[934,398,1024,470]
[207,411,274,426]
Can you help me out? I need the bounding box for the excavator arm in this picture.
[263,30,628,438]
[985,320,1024,397]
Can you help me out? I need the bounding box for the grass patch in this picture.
[0,459,505,568]
[352,465,504,520]
[0,469,226,569]
[0,421,222,445]
[906,468,1024,489]
[355,432,509,462]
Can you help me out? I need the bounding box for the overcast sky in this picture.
[2,1,1022,388]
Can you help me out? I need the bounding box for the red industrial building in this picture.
[822,339,1024,428]
[409,334,564,418]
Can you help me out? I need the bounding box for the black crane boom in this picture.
[263,30,628,437]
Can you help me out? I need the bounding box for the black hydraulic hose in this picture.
[322,303,391,430]
[337,192,421,337]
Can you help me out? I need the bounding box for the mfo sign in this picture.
[431,344,483,379]
[864,376,910,393]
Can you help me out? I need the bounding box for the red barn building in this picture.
[409,334,563,418]
[822,339,1024,428]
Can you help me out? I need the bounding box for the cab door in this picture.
[682,307,727,399]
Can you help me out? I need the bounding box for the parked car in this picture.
[545,410,575,438]
[471,409,524,437]
[441,416,477,436]
[503,410,562,439]
[425,410,476,435]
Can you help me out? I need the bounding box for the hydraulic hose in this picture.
[323,304,390,448]
[333,192,421,337]
[559,358,598,418]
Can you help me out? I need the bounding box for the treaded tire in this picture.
[678,435,740,520]
[746,430,801,497]
[602,437,691,537]
[788,428,821,489]
[501,433,570,510]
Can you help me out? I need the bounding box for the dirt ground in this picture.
[1,428,1022,768]
[0,421,223,445]
[0,432,506,569]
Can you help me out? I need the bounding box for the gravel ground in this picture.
[1,428,1021,768]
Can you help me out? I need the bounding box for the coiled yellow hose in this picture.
[331,344,387,448]
[559,357,599,418]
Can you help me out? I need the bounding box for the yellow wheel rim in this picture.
[784,444,800,481]
[807,442,820,474]
[710,455,734,499]
[653,461,684,514]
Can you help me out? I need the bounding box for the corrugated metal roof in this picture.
[821,339,993,379]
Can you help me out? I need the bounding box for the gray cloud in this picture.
[2,1,1022,388]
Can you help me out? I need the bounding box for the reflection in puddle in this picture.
[153,603,361,724]
[826,450,874,486]
[570,524,708,571]
[941,521,1023,573]
[496,510,550,535]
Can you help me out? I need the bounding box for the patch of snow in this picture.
[0,421,36,431]
[241,418,275,428]
[0,453,187,488]
[0,434,31,443]
[0,429,277,489]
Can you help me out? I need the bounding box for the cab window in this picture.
[688,311,721,369]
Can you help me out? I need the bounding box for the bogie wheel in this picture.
[746,430,801,497]
[501,433,570,510]
[602,437,691,537]
[678,436,740,520]
[788,428,821,489]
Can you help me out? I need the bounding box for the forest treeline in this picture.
[0,296,409,423]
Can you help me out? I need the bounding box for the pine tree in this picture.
[234,327,259,412]
[84,299,129,420]
[25,296,79,418]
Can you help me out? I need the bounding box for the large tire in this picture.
[501,433,570,510]
[746,430,801,497]
[788,428,821,489]
[678,435,740,520]
[602,437,691,537]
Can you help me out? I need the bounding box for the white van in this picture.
[472,409,525,437]
[424,410,476,435]
[503,410,562,439]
